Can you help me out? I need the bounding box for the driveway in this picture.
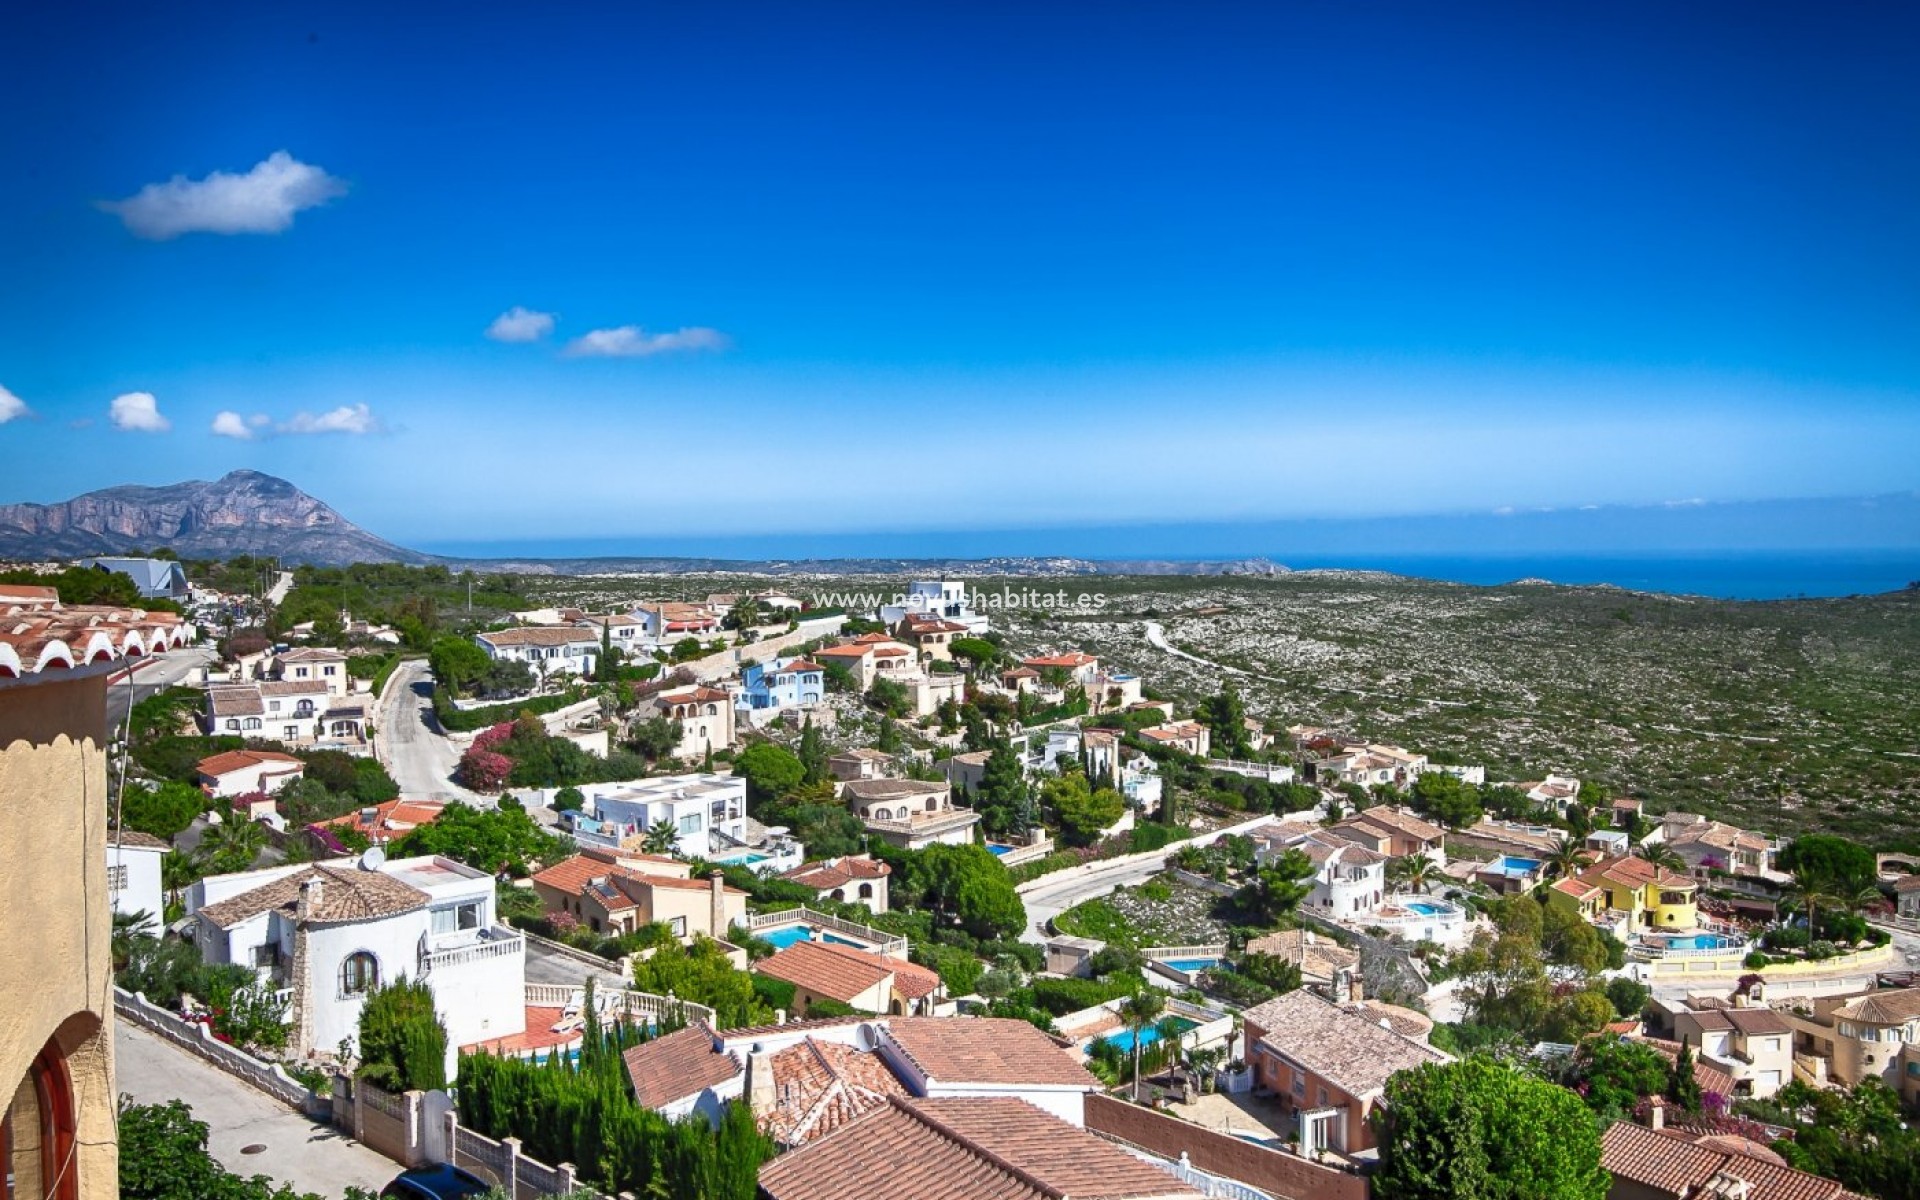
[115,1021,397,1197]
[375,659,486,806]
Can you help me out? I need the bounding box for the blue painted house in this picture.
[740,656,826,715]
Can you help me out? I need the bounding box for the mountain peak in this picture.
[0,473,431,566]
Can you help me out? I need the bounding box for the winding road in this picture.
[1015,814,1276,944]
[374,659,486,805]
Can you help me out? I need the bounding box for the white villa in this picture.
[842,778,981,850]
[474,626,600,677]
[107,830,169,926]
[560,774,750,859]
[878,581,989,635]
[185,855,527,1067]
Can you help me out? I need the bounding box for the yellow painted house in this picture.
[1548,854,1699,930]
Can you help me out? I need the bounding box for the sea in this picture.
[418,536,1920,603]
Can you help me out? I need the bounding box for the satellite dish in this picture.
[359,846,387,872]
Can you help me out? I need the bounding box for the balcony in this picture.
[420,926,525,976]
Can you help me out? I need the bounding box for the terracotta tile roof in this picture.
[657,685,732,704]
[259,679,330,697]
[1021,653,1097,669]
[0,584,60,603]
[1577,853,1695,891]
[1723,1007,1793,1036]
[477,626,600,647]
[832,748,896,764]
[1242,929,1360,982]
[1243,991,1450,1098]
[275,647,347,662]
[197,749,305,778]
[1632,1037,1739,1098]
[1140,721,1207,742]
[814,644,872,659]
[0,597,194,680]
[1551,877,1603,899]
[1000,667,1040,679]
[1600,1121,1865,1200]
[754,941,942,1005]
[1349,804,1447,843]
[532,854,742,905]
[1831,987,1920,1025]
[196,864,429,928]
[207,686,267,717]
[843,778,948,802]
[759,1095,1204,1200]
[780,855,891,891]
[882,1017,1098,1089]
[1362,1000,1434,1041]
[621,1024,740,1110]
[720,1014,875,1042]
[316,799,447,839]
[110,830,173,851]
[1894,874,1920,893]
[775,659,825,674]
[761,1037,909,1147]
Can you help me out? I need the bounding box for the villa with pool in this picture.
[1548,854,1746,959]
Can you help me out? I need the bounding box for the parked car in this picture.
[380,1164,493,1200]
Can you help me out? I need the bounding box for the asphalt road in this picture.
[374,659,485,806]
[106,647,217,734]
[115,1021,397,1197]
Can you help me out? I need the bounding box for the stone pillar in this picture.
[403,1090,425,1167]
[501,1137,522,1196]
[710,871,727,938]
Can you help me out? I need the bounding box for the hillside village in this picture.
[5,558,1920,1200]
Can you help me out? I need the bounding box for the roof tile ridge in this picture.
[891,1097,1064,1199]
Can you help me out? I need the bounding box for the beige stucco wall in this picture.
[1,674,119,1200]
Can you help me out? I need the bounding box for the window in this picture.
[107,864,128,891]
[340,951,379,997]
[245,718,262,731]
[431,902,483,935]
[676,813,702,836]
[667,916,687,938]
[323,666,336,676]
[226,718,241,731]
[1291,1073,1306,1099]
[252,943,280,970]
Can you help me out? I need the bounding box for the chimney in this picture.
[1649,1100,1665,1131]
[746,1049,777,1115]
[710,871,727,938]
[297,877,322,922]
[1349,975,1364,1006]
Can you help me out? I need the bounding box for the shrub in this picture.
[357,978,448,1093]
[1805,940,1839,961]
[1744,950,1771,969]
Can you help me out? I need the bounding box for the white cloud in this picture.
[563,325,729,358]
[0,385,29,424]
[486,306,556,343]
[278,403,381,435]
[100,151,347,239]
[210,410,263,440]
[110,392,171,433]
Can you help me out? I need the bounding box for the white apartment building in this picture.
[878,581,989,635]
[562,774,750,859]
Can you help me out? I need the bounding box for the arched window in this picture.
[245,718,262,731]
[858,883,874,900]
[226,718,241,731]
[340,951,379,997]
[874,808,891,821]
[830,889,845,902]
[704,704,717,716]
[925,798,938,812]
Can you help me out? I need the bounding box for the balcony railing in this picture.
[420,927,525,975]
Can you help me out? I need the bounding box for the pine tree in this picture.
[1671,1042,1705,1113]
[797,717,829,784]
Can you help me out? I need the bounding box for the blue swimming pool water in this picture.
[1163,958,1223,973]
[713,850,772,866]
[1104,1018,1200,1052]
[1404,901,1448,916]
[1659,933,1739,951]
[986,844,1013,856]
[1498,856,1543,873]
[758,925,864,950]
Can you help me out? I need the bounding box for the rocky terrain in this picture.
[524,570,1920,846]
[0,471,432,566]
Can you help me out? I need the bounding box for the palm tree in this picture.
[112,909,158,970]
[1637,841,1685,873]
[1391,854,1439,895]
[1547,839,1588,881]
[1786,880,1839,940]
[162,848,207,911]
[203,817,266,874]
[1119,990,1167,1102]
[640,822,680,857]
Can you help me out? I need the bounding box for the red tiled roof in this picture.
[1600,1121,1865,1200]
[0,597,194,680]
[761,1037,909,1147]
[1021,653,1097,669]
[196,749,305,778]
[781,856,891,892]
[622,1024,739,1110]
[758,1096,1203,1200]
[754,941,942,1005]
[882,1017,1098,1089]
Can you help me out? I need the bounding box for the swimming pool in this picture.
[1404,901,1448,916]
[1103,1017,1199,1053]
[986,844,1013,856]
[712,850,772,867]
[1497,856,1544,874]
[1655,932,1740,951]
[757,925,863,950]
[1161,958,1224,973]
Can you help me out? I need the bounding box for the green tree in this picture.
[119,1099,328,1200]
[1670,1041,1704,1113]
[428,636,491,698]
[725,595,760,632]
[391,800,569,876]
[1564,1037,1670,1117]
[1410,771,1484,830]
[120,782,205,840]
[202,817,266,874]
[1375,1057,1608,1200]
[1201,686,1252,758]
[1118,989,1166,1101]
[1043,771,1125,846]
[1236,848,1314,926]
[867,675,910,717]
[630,937,768,1028]
[918,843,1027,940]
[356,977,448,1092]
[1779,833,1877,901]
[734,742,806,804]
[1388,853,1439,895]
[875,715,902,753]
[973,740,1034,837]
[627,715,681,761]
[797,716,830,785]
[640,821,681,856]
[949,637,999,672]
[1604,976,1651,1020]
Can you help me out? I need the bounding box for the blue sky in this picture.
[3,1,1918,549]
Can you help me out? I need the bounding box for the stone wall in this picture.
[114,988,318,1113]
